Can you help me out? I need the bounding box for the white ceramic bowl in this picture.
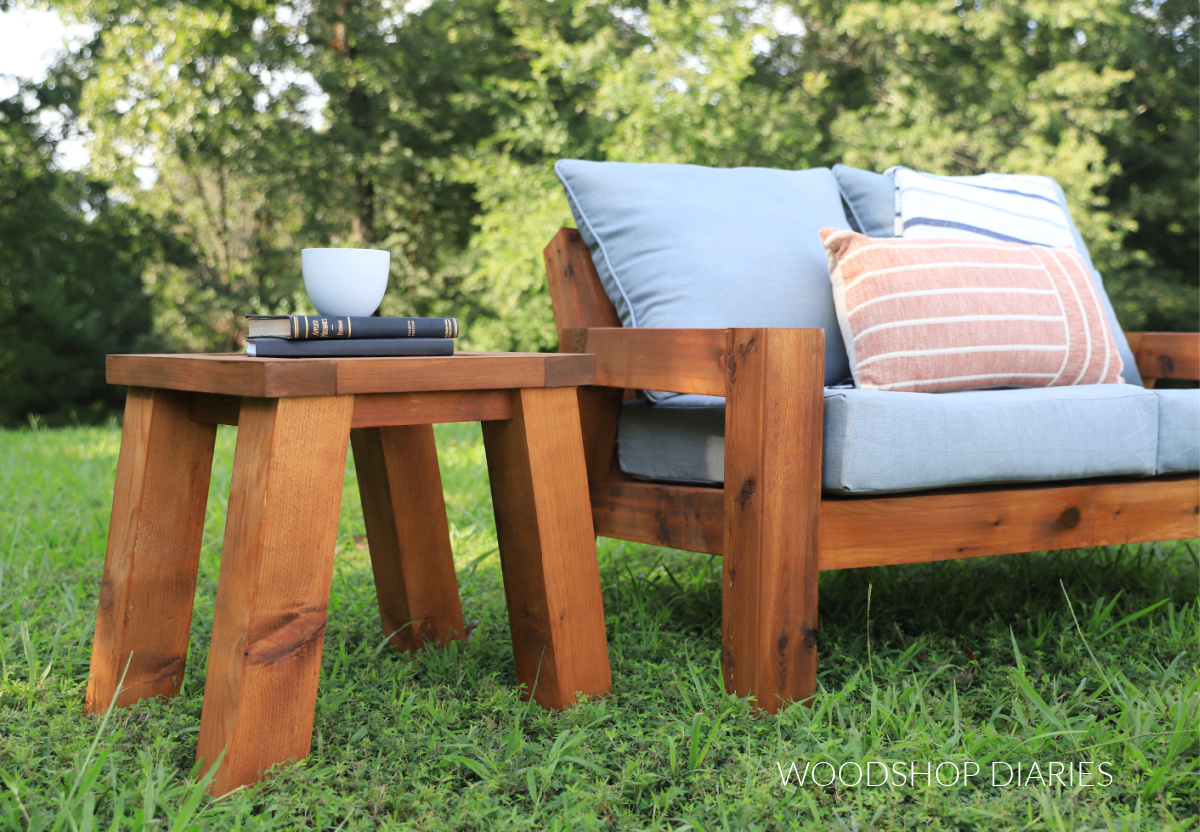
[301,248,390,317]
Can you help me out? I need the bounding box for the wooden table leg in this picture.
[197,394,354,795]
[87,387,217,712]
[481,387,612,709]
[351,425,464,650]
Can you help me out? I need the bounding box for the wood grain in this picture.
[351,425,465,650]
[820,475,1200,569]
[334,353,595,394]
[481,387,612,709]
[86,388,217,712]
[591,480,724,554]
[574,386,626,482]
[189,392,243,425]
[564,327,728,396]
[544,229,627,483]
[543,353,600,388]
[589,475,1200,567]
[1125,331,1200,381]
[197,394,353,795]
[109,353,596,398]
[721,328,824,713]
[108,354,338,398]
[544,228,621,342]
[350,390,512,427]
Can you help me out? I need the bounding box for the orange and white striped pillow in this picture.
[820,228,1124,393]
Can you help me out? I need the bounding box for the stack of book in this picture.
[244,315,459,357]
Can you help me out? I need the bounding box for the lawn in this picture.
[0,422,1196,830]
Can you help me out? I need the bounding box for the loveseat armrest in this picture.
[563,327,731,396]
[1125,332,1200,383]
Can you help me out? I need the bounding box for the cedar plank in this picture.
[1126,331,1200,381]
[565,328,728,396]
[350,390,512,427]
[588,475,1199,567]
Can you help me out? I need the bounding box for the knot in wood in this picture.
[98,578,114,612]
[1056,506,1081,531]
[739,477,756,509]
[721,647,735,673]
[803,629,818,649]
[417,617,439,643]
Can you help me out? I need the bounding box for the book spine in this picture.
[290,316,458,339]
[249,337,454,357]
[292,316,351,339]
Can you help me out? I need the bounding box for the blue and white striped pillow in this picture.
[890,167,1077,249]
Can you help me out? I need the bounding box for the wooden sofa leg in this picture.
[721,328,824,713]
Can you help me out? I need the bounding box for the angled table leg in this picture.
[481,386,612,709]
[87,387,217,712]
[197,394,354,795]
[351,425,464,650]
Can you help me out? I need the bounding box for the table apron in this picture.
[188,389,516,428]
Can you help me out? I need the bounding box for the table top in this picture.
[107,352,596,398]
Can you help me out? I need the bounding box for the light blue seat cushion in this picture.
[618,385,1159,494]
[555,160,855,395]
[831,164,1143,387]
[1153,389,1200,474]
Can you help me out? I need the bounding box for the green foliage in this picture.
[459,0,1197,347]
[0,95,161,427]
[1,423,1197,828]
[805,0,1199,332]
[48,0,533,350]
[1,0,1195,413]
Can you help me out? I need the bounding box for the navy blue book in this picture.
[246,337,454,358]
[246,315,459,340]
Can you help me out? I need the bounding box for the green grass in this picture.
[0,422,1196,830]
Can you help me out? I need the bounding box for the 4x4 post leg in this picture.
[721,328,825,713]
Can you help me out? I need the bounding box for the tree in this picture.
[457,0,1198,348]
[0,92,162,426]
[17,0,1197,366]
[53,0,533,350]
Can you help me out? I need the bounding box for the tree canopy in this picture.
[1,0,1196,424]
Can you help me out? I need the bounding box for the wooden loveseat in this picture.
[545,226,1200,713]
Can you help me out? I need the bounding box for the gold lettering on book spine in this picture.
[347,317,352,338]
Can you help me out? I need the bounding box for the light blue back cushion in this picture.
[555,160,854,394]
[831,164,1143,386]
[832,164,895,237]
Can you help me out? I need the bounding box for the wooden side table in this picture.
[85,352,612,795]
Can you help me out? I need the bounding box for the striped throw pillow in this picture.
[821,228,1124,393]
[891,167,1077,248]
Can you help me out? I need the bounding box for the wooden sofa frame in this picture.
[544,227,1200,713]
